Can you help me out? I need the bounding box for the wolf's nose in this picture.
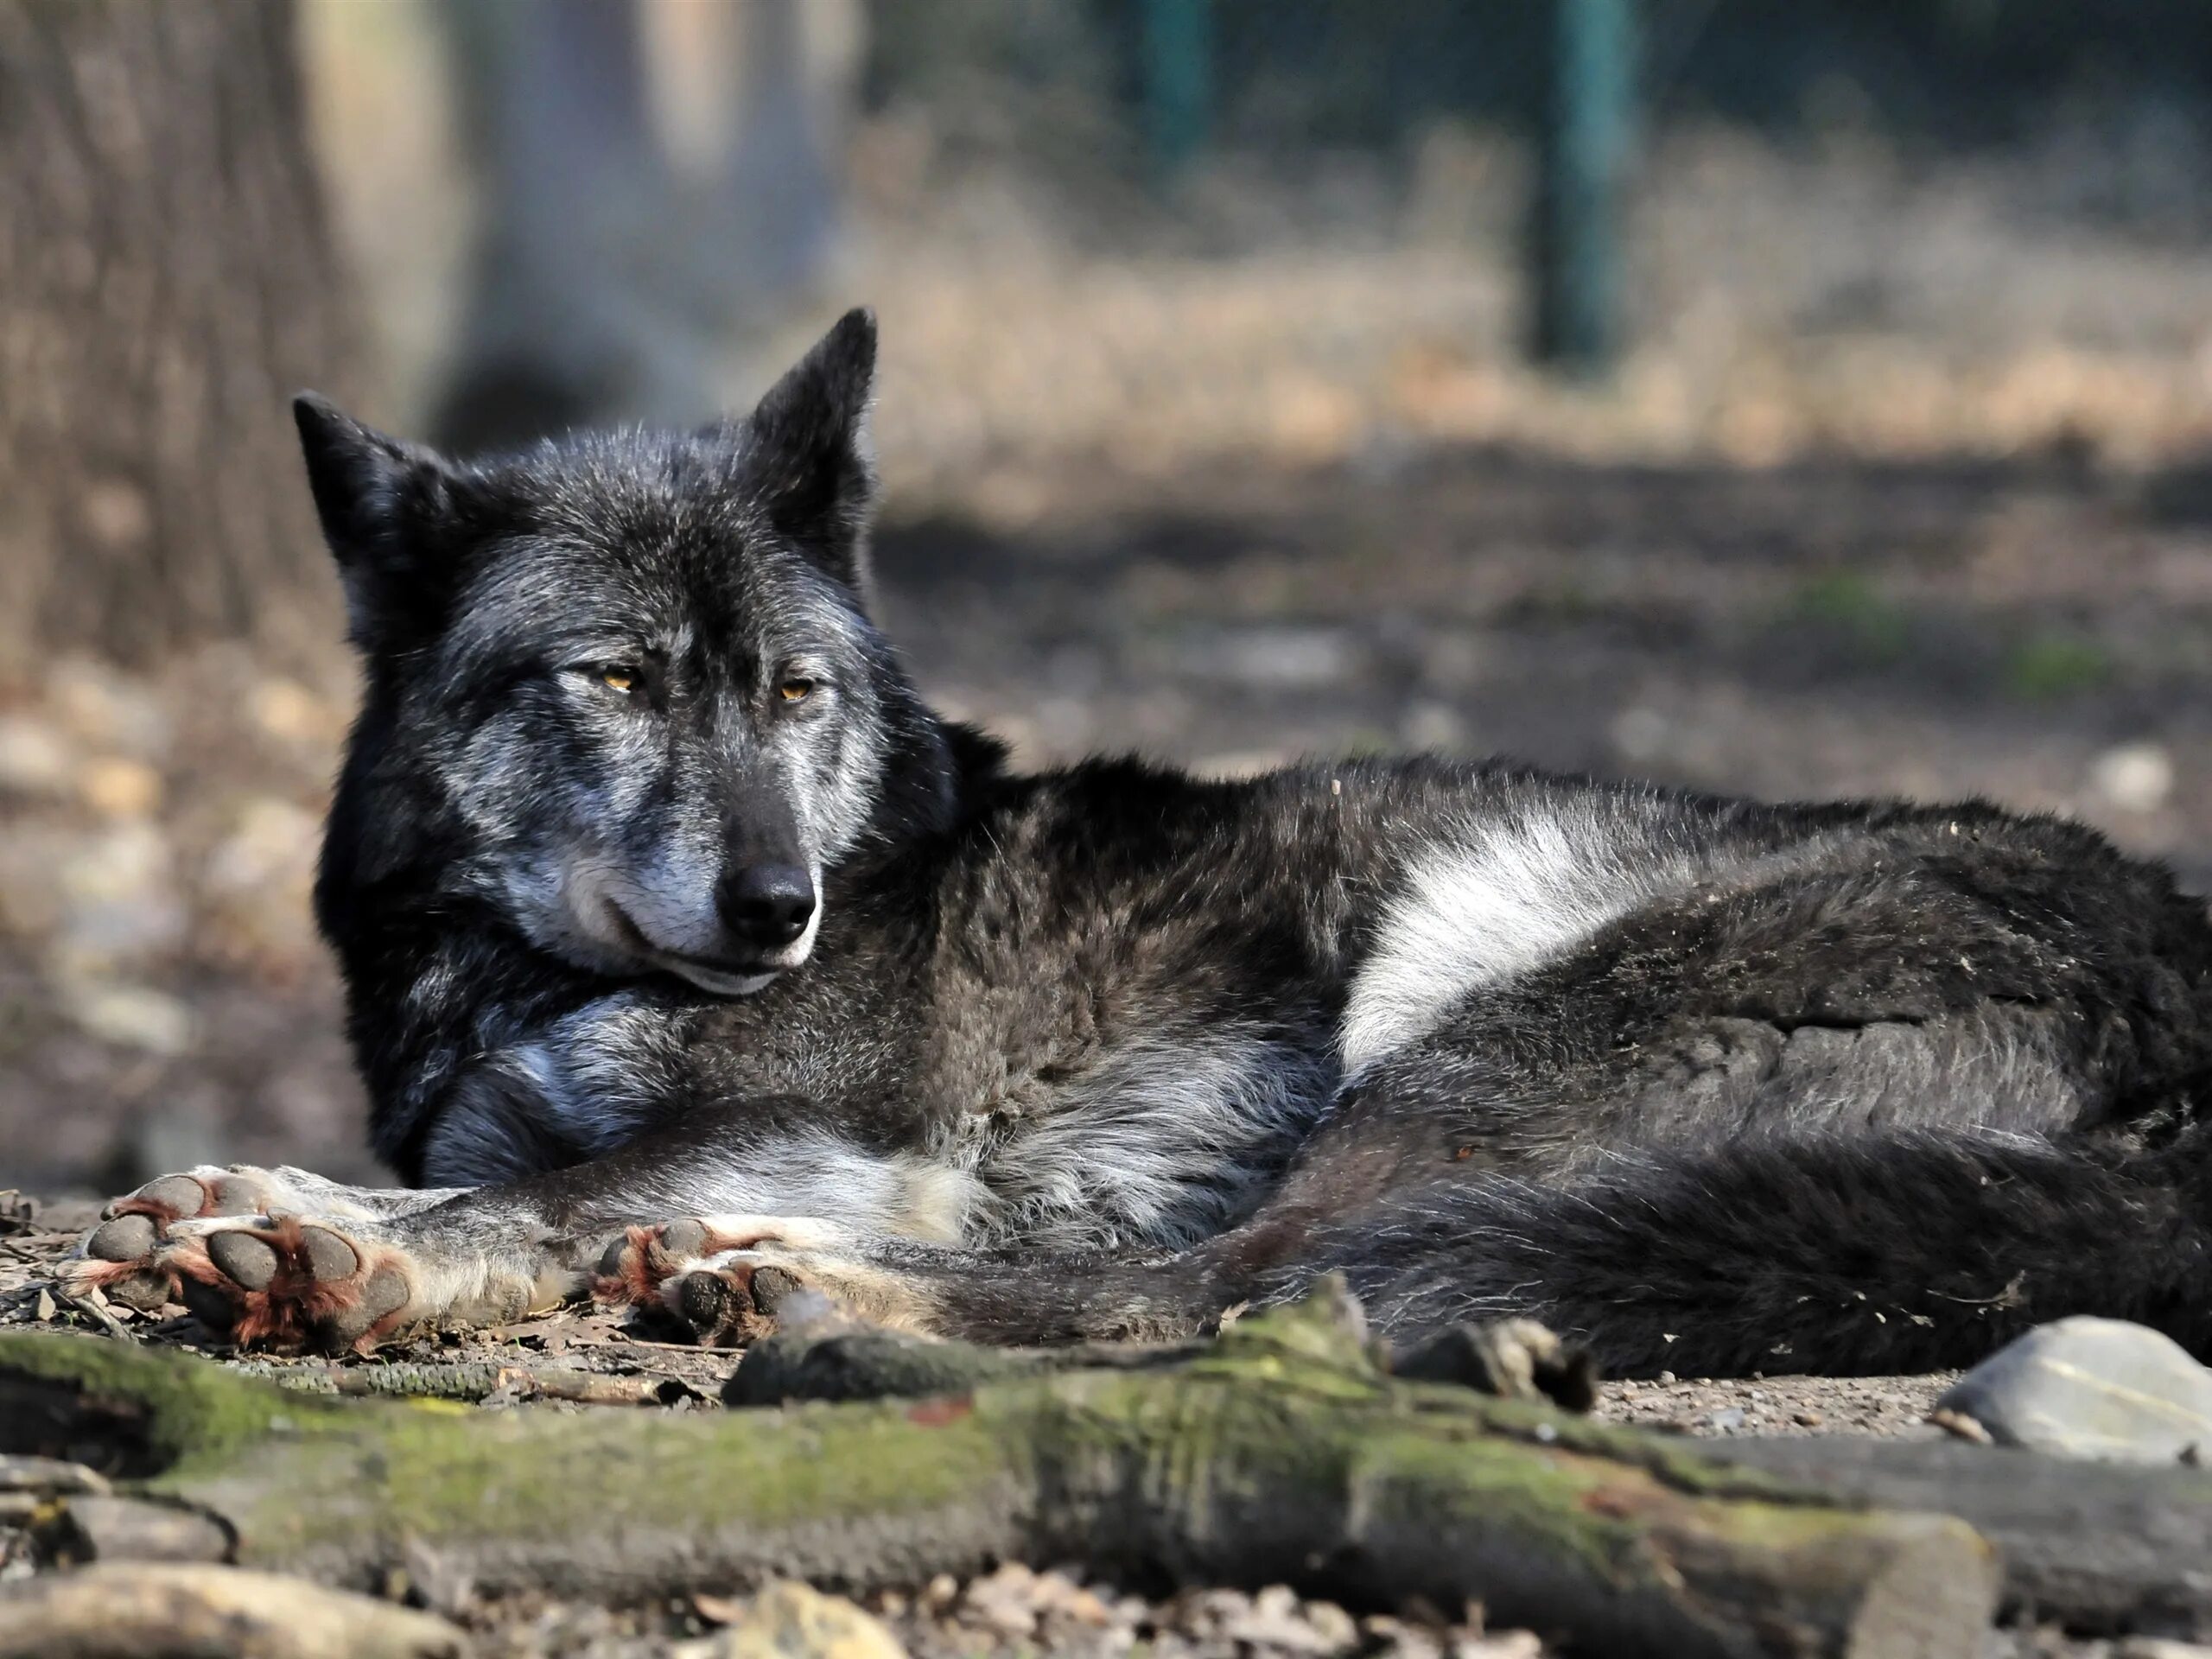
[718,864,817,948]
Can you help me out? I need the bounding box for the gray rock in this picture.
[1936,1316,2212,1462]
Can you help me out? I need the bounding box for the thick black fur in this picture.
[253,309,2212,1376]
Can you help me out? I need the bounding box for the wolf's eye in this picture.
[599,667,639,695]
[777,677,816,704]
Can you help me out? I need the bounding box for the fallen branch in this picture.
[0,1287,1993,1659]
[246,1358,702,1407]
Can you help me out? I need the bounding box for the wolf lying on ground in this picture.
[65,310,2212,1376]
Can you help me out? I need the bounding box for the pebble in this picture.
[681,1580,906,1659]
[77,756,163,820]
[2088,742,2174,815]
[865,1571,1531,1659]
[1199,626,1358,689]
[1936,1316,2212,1462]
[0,715,72,798]
[58,982,195,1058]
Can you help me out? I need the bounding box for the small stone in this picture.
[960,1563,1041,1637]
[1655,1370,1675,1384]
[1207,626,1357,689]
[1791,1408,1824,1427]
[1307,1603,1360,1650]
[54,821,185,969]
[59,982,194,1057]
[202,796,318,893]
[1704,1406,1746,1433]
[1929,1407,1995,1446]
[248,677,334,743]
[0,715,72,798]
[700,1580,906,1659]
[1459,1635,1544,1659]
[1936,1316,2212,1461]
[77,756,162,820]
[1056,1586,1113,1627]
[2089,742,2174,815]
[50,658,171,758]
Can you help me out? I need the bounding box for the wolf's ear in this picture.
[741,308,878,594]
[294,393,463,646]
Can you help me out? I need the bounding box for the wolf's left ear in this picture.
[741,308,878,594]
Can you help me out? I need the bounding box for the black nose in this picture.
[717,864,816,949]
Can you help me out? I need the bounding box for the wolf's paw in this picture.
[591,1216,848,1309]
[62,1168,303,1311]
[591,1217,918,1346]
[160,1216,423,1353]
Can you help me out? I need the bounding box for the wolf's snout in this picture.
[718,864,817,949]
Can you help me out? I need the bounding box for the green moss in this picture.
[0,1332,349,1471]
[200,1390,1022,1559]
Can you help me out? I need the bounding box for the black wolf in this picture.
[67,311,2212,1378]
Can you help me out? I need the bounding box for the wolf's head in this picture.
[302,309,959,996]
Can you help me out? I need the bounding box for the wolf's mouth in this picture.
[600,899,793,997]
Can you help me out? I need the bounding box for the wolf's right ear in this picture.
[294,394,461,646]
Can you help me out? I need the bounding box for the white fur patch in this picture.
[615,1129,988,1244]
[1339,806,1700,1077]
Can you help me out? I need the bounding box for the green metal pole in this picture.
[1533,0,1637,375]
[1141,0,1211,184]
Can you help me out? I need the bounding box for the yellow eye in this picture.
[778,677,815,703]
[601,667,637,694]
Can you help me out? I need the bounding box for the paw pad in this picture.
[175,1218,418,1353]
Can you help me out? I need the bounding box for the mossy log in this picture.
[0,1294,1995,1659]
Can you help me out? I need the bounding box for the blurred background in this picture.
[4,0,2212,1193]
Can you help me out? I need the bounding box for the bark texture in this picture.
[0,0,350,664]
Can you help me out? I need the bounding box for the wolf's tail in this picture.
[1257,1124,2212,1377]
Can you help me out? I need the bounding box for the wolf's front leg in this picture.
[60,1103,967,1352]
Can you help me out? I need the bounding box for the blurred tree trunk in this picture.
[0,0,351,668]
